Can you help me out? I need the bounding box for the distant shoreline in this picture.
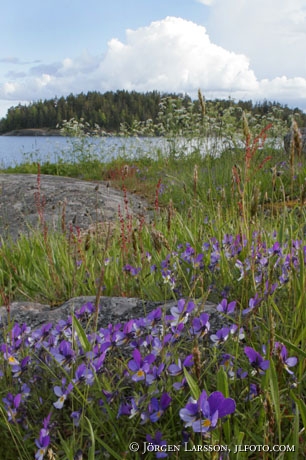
[1,128,62,137]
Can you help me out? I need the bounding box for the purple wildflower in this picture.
[123,264,141,276]
[168,355,193,376]
[146,431,168,458]
[35,430,50,460]
[169,299,195,326]
[180,390,236,433]
[244,346,270,374]
[210,327,230,345]
[190,313,210,338]
[242,294,261,315]
[35,414,51,460]
[217,299,236,315]
[51,340,75,368]
[53,380,73,409]
[148,393,172,422]
[274,342,297,374]
[128,348,155,382]
[2,393,22,422]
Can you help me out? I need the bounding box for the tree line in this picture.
[0,90,305,134]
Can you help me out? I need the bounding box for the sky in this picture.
[1,0,306,119]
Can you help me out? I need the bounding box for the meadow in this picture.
[0,96,305,459]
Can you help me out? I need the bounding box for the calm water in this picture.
[0,135,243,168]
[0,136,170,168]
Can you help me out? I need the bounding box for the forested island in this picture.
[1,89,305,135]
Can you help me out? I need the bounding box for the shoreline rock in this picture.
[0,173,149,241]
[0,296,222,342]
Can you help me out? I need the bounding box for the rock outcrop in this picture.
[0,174,149,241]
[0,296,222,342]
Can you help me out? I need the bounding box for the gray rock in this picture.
[0,174,150,241]
[0,296,223,342]
[284,127,306,155]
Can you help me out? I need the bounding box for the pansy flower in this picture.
[128,348,156,382]
[274,342,297,374]
[244,346,269,374]
[180,390,236,433]
[217,299,236,315]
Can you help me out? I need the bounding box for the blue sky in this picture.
[1,0,306,118]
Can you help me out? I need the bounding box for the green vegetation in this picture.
[1,89,306,134]
[0,96,305,459]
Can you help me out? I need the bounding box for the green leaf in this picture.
[72,314,91,353]
[94,434,124,460]
[216,366,229,397]
[268,359,281,443]
[85,416,96,460]
[290,392,306,431]
[183,368,201,400]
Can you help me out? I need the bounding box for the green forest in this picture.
[0,89,305,134]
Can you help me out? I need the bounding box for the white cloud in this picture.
[97,17,258,94]
[0,15,306,118]
[205,0,306,79]
[196,0,215,5]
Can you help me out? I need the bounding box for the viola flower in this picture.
[71,410,82,427]
[51,340,75,369]
[147,363,165,383]
[170,322,185,341]
[242,294,261,315]
[217,299,236,315]
[32,323,53,343]
[236,368,248,379]
[74,363,94,386]
[3,352,20,367]
[274,342,298,374]
[192,253,204,269]
[2,392,22,422]
[244,346,270,374]
[35,429,50,460]
[235,258,251,281]
[118,396,144,419]
[173,377,188,391]
[75,302,95,320]
[53,380,73,409]
[210,327,230,345]
[229,324,245,341]
[190,313,210,338]
[148,393,172,422]
[128,348,156,382]
[123,264,141,276]
[168,355,193,377]
[169,298,195,326]
[180,390,236,433]
[246,383,260,401]
[220,354,235,378]
[11,355,30,378]
[145,307,163,327]
[161,269,176,289]
[146,431,168,458]
[10,323,31,349]
[209,250,220,271]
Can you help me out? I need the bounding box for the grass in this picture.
[0,106,305,459]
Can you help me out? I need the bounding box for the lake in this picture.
[0,136,170,168]
[0,135,232,168]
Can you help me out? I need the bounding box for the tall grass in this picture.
[0,98,305,458]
